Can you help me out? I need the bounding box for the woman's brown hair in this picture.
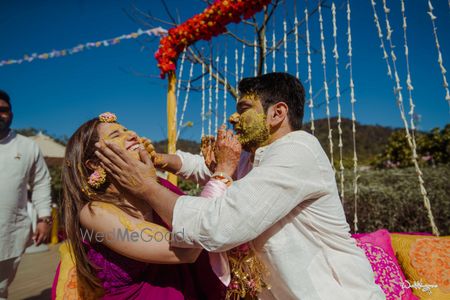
[61,118,138,299]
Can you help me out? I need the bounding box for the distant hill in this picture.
[153,139,202,155]
[154,118,398,166]
[303,117,397,166]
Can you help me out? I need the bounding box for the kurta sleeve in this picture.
[171,140,331,252]
[175,150,212,186]
[28,144,52,218]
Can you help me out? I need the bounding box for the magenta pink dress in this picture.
[52,177,226,299]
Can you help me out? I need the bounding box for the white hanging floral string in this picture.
[208,62,213,136]
[400,0,418,146]
[332,2,345,202]
[215,56,220,133]
[347,0,359,232]
[254,37,258,76]
[272,23,276,73]
[264,30,268,74]
[427,0,450,110]
[369,0,393,78]
[240,43,246,79]
[176,49,186,102]
[294,10,300,79]
[176,61,194,141]
[318,3,334,169]
[381,0,439,236]
[174,49,186,136]
[201,63,206,139]
[305,7,315,135]
[235,48,239,86]
[224,55,229,124]
[283,19,288,73]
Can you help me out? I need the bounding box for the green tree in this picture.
[373,125,450,168]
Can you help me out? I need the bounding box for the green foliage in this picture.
[341,164,450,235]
[372,125,450,168]
[178,178,201,196]
[49,165,63,204]
[304,118,396,168]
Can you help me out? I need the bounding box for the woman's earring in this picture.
[87,167,106,189]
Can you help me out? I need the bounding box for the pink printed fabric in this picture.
[201,179,228,198]
[200,179,231,286]
[352,229,418,300]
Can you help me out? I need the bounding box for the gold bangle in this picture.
[38,216,53,226]
[211,172,233,186]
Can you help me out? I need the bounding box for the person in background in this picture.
[0,90,52,300]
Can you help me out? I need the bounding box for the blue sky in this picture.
[0,0,449,142]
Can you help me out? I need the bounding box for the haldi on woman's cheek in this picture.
[98,123,142,160]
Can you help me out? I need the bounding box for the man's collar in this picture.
[255,131,298,153]
[0,129,15,144]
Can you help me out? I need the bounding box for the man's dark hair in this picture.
[238,72,305,130]
[0,90,11,109]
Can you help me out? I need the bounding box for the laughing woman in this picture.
[58,113,224,300]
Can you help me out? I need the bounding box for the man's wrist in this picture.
[37,216,53,226]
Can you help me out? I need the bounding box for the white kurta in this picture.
[172,131,385,300]
[0,131,52,261]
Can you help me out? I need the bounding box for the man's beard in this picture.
[235,112,270,152]
[0,118,11,132]
[237,124,270,152]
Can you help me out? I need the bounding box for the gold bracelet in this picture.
[37,216,53,226]
[211,172,233,186]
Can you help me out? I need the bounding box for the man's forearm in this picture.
[143,180,180,226]
[154,153,182,174]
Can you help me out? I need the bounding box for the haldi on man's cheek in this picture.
[234,94,270,151]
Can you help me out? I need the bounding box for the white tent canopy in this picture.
[29,131,65,158]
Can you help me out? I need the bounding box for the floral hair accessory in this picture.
[87,167,106,189]
[99,112,117,123]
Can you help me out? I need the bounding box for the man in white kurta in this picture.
[0,91,52,299]
[172,131,384,299]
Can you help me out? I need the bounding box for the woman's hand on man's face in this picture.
[201,135,217,172]
[95,141,157,200]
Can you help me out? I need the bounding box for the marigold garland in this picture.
[155,0,271,78]
[226,243,269,299]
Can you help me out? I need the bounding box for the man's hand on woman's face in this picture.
[214,125,242,177]
[95,140,157,200]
